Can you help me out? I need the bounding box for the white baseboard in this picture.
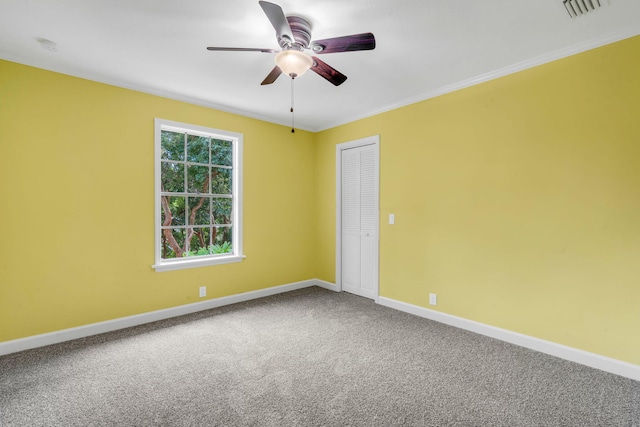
[0,278,330,356]
[5,282,637,382]
[377,296,640,382]
[311,278,339,292]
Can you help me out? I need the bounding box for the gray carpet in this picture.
[0,287,638,426]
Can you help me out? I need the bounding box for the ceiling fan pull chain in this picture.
[290,77,295,133]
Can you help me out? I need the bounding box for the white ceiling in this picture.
[1,0,639,132]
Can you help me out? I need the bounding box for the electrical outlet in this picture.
[429,293,437,306]
[389,214,395,225]
[199,286,207,298]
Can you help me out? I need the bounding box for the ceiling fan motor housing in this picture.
[286,16,312,50]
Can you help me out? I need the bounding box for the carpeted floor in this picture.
[0,286,638,426]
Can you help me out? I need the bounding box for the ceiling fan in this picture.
[206,1,376,86]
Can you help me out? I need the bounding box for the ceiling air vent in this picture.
[563,0,606,18]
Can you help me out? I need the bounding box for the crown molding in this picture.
[318,26,640,132]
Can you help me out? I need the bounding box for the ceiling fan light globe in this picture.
[275,50,313,78]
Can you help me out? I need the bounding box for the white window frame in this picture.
[152,118,243,272]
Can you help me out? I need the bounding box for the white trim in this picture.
[152,254,244,272]
[153,118,244,272]
[0,279,328,356]
[312,279,339,292]
[336,136,381,299]
[377,296,640,382]
[335,147,342,292]
[2,27,637,133]
[318,26,640,132]
[0,53,316,132]
[3,280,637,381]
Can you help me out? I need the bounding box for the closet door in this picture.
[341,142,378,299]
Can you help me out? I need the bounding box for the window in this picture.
[153,119,243,272]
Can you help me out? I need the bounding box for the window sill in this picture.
[152,254,245,272]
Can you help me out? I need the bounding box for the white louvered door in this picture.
[341,142,379,300]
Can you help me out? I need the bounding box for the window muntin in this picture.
[154,119,243,271]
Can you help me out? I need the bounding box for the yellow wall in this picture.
[0,60,317,341]
[315,36,640,365]
[2,36,639,367]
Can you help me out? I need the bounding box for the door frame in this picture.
[335,135,380,300]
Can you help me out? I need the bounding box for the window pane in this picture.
[212,198,232,225]
[187,165,209,193]
[212,227,233,253]
[161,162,184,193]
[185,227,211,257]
[187,135,209,164]
[161,131,185,161]
[211,167,232,194]
[161,228,186,259]
[211,139,232,166]
[161,196,185,226]
[187,197,210,225]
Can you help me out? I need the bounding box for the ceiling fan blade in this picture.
[259,1,294,46]
[311,57,347,86]
[310,32,376,54]
[261,66,283,85]
[207,47,277,53]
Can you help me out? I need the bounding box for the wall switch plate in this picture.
[199,286,207,298]
[389,214,395,225]
[429,293,437,306]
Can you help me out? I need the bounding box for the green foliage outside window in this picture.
[160,130,233,259]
